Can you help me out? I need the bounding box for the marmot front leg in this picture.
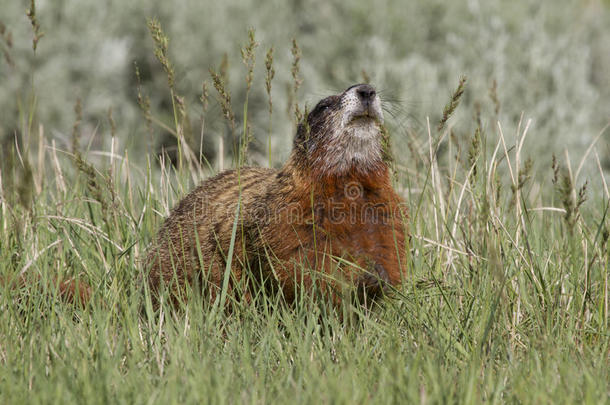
[193,231,254,307]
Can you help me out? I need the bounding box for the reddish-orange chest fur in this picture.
[257,165,408,300]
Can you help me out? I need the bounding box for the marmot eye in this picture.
[318,101,331,111]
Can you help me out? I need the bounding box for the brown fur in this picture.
[146,84,409,307]
[1,274,92,308]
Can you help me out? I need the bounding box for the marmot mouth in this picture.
[348,112,382,125]
[345,104,384,125]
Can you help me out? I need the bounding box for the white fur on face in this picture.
[310,87,385,176]
[340,86,384,127]
[330,120,383,173]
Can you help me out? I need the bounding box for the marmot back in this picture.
[146,84,408,307]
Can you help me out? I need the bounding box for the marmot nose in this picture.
[355,84,376,101]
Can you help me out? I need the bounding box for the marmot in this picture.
[146,84,408,307]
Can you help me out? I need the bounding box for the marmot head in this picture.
[293,84,386,177]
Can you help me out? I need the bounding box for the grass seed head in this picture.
[71,98,82,157]
[438,75,467,133]
[210,67,236,134]
[26,0,44,52]
[291,38,303,122]
[147,18,175,90]
[241,28,258,93]
[489,79,500,116]
[265,47,275,115]
[200,81,209,113]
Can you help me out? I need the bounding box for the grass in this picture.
[1,8,609,405]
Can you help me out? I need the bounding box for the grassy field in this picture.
[1,3,610,404]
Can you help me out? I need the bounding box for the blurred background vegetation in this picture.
[1,0,609,170]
